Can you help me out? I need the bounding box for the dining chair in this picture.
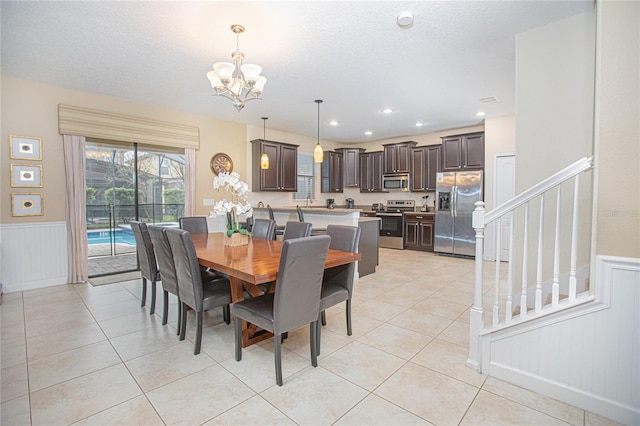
[148,225,182,330]
[267,205,285,239]
[282,221,312,241]
[165,228,232,355]
[130,221,160,315]
[251,218,276,240]
[316,224,361,355]
[178,216,208,234]
[232,235,331,386]
[244,215,254,232]
[296,205,305,222]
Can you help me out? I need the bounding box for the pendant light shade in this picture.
[314,99,324,163]
[260,117,269,169]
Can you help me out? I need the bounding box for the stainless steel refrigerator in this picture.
[434,170,483,257]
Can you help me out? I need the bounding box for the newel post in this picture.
[466,201,486,372]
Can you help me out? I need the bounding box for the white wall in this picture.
[593,0,640,259]
[514,9,596,284]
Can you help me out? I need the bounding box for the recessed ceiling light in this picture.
[415,122,424,127]
[364,131,373,136]
[397,12,414,28]
[329,120,338,126]
[382,108,393,114]
[476,111,486,117]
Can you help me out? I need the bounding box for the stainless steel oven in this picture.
[376,200,415,249]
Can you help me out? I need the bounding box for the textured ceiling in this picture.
[1,1,594,143]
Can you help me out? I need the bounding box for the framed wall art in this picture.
[11,193,43,217]
[10,164,43,188]
[10,135,42,160]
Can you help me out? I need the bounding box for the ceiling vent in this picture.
[479,96,499,104]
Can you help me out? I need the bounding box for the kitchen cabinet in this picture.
[411,144,441,191]
[336,148,365,187]
[359,151,385,192]
[441,132,484,170]
[404,213,435,252]
[321,150,343,193]
[383,141,417,174]
[251,139,298,192]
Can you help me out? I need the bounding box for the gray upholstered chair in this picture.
[165,228,232,355]
[251,218,276,240]
[282,221,312,241]
[178,216,208,234]
[232,235,331,386]
[267,205,285,239]
[130,221,160,315]
[148,225,182,330]
[316,225,361,355]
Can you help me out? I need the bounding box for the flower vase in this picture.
[224,232,249,247]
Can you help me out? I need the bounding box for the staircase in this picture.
[465,156,640,425]
[467,156,594,364]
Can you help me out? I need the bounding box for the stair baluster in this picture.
[535,195,545,312]
[505,217,515,323]
[569,176,580,302]
[521,203,529,318]
[493,217,502,326]
[552,187,562,307]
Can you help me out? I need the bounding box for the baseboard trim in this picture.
[489,362,639,425]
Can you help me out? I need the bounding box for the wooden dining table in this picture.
[191,232,361,347]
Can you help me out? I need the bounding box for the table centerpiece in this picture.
[210,171,253,246]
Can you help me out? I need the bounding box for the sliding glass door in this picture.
[86,141,185,277]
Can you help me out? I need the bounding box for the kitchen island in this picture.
[253,206,379,277]
[252,206,361,229]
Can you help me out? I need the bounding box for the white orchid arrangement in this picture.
[210,171,253,237]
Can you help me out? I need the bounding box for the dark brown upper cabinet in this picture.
[411,144,442,192]
[359,151,385,193]
[383,141,417,174]
[441,132,485,170]
[251,139,298,192]
[335,148,366,187]
[321,150,343,193]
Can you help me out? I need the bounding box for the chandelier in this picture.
[206,25,266,111]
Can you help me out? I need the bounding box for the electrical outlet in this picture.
[203,198,215,206]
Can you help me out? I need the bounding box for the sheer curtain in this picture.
[184,148,196,216]
[63,134,88,283]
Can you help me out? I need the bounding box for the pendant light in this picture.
[313,99,324,163]
[260,117,269,169]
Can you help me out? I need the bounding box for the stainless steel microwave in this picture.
[382,173,410,192]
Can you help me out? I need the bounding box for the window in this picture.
[294,153,315,200]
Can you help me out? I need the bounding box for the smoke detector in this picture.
[397,12,413,28]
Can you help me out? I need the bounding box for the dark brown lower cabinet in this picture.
[404,213,435,252]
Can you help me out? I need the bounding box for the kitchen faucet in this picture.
[306,194,312,207]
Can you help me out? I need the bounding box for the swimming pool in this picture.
[87,228,136,245]
[87,223,178,245]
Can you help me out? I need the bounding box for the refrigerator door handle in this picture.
[452,186,457,217]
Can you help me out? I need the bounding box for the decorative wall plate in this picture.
[210,152,233,175]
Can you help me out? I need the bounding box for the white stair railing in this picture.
[467,157,594,372]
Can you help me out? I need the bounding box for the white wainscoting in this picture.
[0,222,69,293]
[480,255,640,425]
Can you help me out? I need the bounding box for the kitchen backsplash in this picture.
[245,186,436,210]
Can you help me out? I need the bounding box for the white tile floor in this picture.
[1,249,620,425]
